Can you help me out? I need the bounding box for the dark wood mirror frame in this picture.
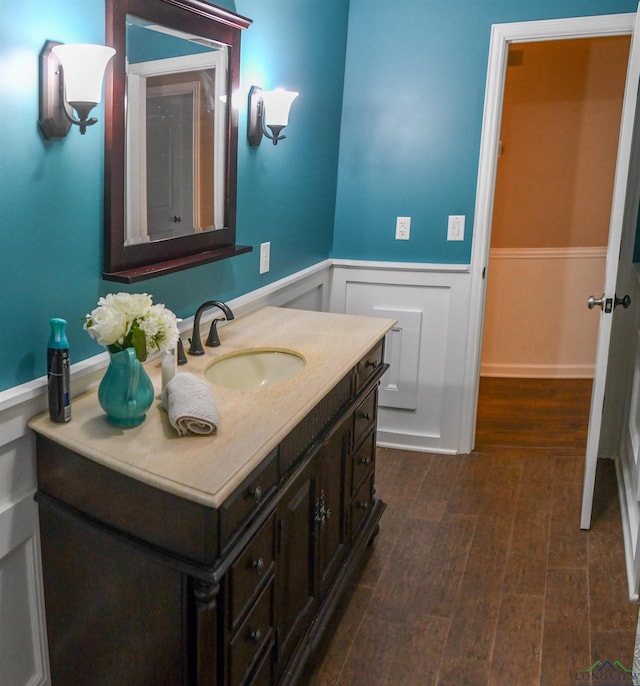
[103,0,252,284]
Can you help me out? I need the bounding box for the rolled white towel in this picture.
[161,373,219,436]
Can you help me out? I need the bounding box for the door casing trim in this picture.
[460,12,636,454]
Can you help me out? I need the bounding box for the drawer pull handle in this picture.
[358,501,370,510]
[252,557,265,575]
[365,359,379,369]
[359,456,373,465]
[361,412,372,421]
[315,491,331,526]
[249,486,263,503]
[249,628,262,644]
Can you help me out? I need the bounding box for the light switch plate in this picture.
[259,242,270,274]
[447,215,465,241]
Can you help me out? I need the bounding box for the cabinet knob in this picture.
[365,359,379,369]
[249,486,263,503]
[252,557,265,576]
[361,412,372,421]
[358,501,370,510]
[249,628,262,644]
[315,490,330,526]
[359,456,372,465]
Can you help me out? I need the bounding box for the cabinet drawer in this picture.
[229,581,273,686]
[246,641,273,686]
[229,515,275,630]
[351,430,375,497]
[353,389,377,448]
[356,340,384,394]
[351,474,374,537]
[221,449,279,549]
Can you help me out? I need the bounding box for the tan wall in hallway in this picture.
[491,36,630,250]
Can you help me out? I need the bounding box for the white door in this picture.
[146,90,195,240]
[581,3,640,528]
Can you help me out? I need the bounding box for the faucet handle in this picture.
[187,338,204,355]
[206,318,225,348]
[177,338,188,365]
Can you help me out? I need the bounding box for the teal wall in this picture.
[0,0,349,391]
[332,0,639,262]
[0,0,638,392]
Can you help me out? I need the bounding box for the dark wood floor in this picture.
[305,377,638,685]
[475,377,594,450]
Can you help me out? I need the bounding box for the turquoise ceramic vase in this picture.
[98,347,154,427]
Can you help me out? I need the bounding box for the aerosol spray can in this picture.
[47,318,71,423]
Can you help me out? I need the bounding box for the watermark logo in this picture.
[574,660,638,685]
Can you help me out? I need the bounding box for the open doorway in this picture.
[475,35,630,450]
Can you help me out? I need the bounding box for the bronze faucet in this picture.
[188,300,234,355]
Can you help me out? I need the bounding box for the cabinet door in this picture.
[275,459,317,675]
[317,417,350,598]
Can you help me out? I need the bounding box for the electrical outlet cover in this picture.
[396,216,411,240]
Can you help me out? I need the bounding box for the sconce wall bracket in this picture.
[39,40,72,140]
[247,85,265,146]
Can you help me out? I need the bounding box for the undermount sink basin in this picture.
[204,349,306,390]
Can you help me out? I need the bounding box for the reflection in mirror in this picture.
[104,0,251,284]
[125,17,228,246]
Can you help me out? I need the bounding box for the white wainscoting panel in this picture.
[282,283,326,312]
[330,261,472,454]
[617,267,640,600]
[372,308,421,410]
[481,247,606,378]
[0,428,51,685]
[628,336,640,500]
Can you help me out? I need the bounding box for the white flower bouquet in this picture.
[84,292,180,362]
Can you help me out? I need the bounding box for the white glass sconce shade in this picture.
[260,88,299,127]
[247,85,299,146]
[51,44,115,106]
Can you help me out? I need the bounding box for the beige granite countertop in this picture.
[29,307,395,508]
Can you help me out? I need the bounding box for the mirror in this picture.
[104,0,252,283]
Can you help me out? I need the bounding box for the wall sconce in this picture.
[247,86,299,146]
[39,40,115,140]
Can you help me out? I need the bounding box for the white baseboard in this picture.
[377,431,457,455]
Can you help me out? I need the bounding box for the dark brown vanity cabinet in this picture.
[274,458,317,679]
[316,416,350,598]
[274,413,352,683]
[34,343,387,686]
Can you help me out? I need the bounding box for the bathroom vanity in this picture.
[29,307,394,686]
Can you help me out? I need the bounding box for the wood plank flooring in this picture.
[475,377,594,449]
[305,377,638,686]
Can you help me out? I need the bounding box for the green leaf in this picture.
[129,322,148,362]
